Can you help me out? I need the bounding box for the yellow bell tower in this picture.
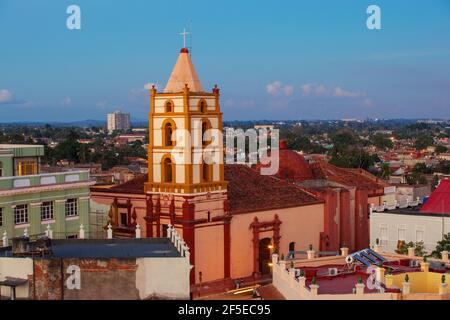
[144,47,227,194]
[144,47,231,285]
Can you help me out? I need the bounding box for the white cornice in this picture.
[0,180,96,197]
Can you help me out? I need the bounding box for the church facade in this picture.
[92,47,341,285]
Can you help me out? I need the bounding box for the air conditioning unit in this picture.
[409,260,420,268]
[328,268,338,276]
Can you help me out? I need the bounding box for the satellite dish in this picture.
[346,255,354,264]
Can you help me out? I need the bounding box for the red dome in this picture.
[255,141,314,181]
[180,48,189,53]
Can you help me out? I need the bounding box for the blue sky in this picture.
[1,0,450,122]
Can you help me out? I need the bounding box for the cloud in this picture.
[0,89,12,103]
[0,89,29,106]
[300,83,373,107]
[266,81,294,97]
[302,83,329,96]
[283,85,294,96]
[60,96,72,107]
[334,86,364,98]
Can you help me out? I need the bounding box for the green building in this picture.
[0,145,94,241]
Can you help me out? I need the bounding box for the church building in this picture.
[92,47,341,285]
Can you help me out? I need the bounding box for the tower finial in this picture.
[179,28,190,48]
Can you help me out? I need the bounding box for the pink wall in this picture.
[229,203,324,279]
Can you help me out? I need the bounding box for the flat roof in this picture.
[0,238,181,259]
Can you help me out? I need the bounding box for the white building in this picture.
[370,179,450,254]
[107,110,131,133]
[370,209,450,254]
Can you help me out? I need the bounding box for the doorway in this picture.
[259,238,272,275]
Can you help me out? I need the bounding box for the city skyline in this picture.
[1,0,450,122]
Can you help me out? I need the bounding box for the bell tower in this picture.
[144,47,230,285]
[145,47,226,194]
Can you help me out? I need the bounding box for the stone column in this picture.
[385,274,394,288]
[407,247,415,258]
[421,262,429,273]
[78,197,90,238]
[307,250,316,260]
[439,282,448,295]
[402,282,411,295]
[54,200,67,239]
[340,247,349,256]
[29,202,42,236]
[310,284,319,296]
[376,267,385,284]
[441,251,449,263]
[355,283,365,295]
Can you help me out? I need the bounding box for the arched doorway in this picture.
[259,238,272,275]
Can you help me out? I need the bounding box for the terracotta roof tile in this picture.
[225,164,322,214]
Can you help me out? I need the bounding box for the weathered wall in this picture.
[0,257,33,299]
[26,256,190,300]
[135,257,190,299]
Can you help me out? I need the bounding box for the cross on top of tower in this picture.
[179,28,190,49]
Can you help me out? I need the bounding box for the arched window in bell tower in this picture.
[165,100,173,113]
[163,157,173,183]
[163,121,175,147]
[198,99,207,113]
[201,120,211,146]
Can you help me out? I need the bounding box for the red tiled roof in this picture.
[420,179,450,215]
[311,160,387,191]
[225,164,321,214]
[255,146,314,181]
[91,174,147,194]
[91,166,322,214]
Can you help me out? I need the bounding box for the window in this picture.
[65,199,78,217]
[14,204,29,225]
[165,101,173,113]
[16,159,38,176]
[0,207,3,226]
[164,122,174,147]
[288,242,295,259]
[416,227,425,242]
[398,225,406,241]
[161,224,168,237]
[202,121,210,146]
[41,201,54,221]
[163,158,173,183]
[67,234,78,239]
[120,212,128,227]
[380,225,388,246]
[199,100,207,113]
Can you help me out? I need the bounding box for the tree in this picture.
[371,134,394,151]
[435,145,448,154]
[380,163,391,179]
[396,241,427,257]
[431,233,450,259]
[414,134,434,151]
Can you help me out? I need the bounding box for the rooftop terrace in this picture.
[0,238,181,259]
